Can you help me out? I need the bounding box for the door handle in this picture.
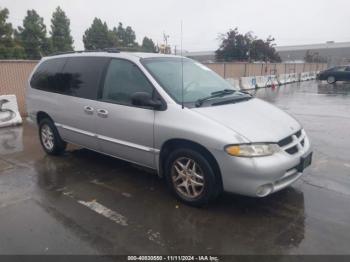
[84,106,94,114]
[97,109,109,118]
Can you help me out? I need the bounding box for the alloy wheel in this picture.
[327,76,335,84]
[41,124,54,151]
[171,157,205,199]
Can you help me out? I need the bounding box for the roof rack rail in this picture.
[49,51,77,56]
[103,48,121,53]
[48,48,120,56]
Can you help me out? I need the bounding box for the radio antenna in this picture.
[181,20,184,109]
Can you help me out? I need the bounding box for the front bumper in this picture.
[316,74,326,80]
[214,133,312,197]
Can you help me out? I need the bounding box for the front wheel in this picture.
[164,148,221,206]
[39,118,67,155]
[327,76,336,84]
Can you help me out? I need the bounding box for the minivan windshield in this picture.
[141,57,246,106]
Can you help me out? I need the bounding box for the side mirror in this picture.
[131,92,163,109]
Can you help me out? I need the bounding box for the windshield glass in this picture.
[141,57,240,104]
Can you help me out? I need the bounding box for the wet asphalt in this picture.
[0,80,350,255]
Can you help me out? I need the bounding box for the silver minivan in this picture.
[26,51,312,206]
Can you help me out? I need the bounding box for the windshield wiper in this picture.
[195,89,236,107]
[211,95,252,106]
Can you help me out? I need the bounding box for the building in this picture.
[158,44,172,54]
[276,41,350,66]
[184,41,350,66]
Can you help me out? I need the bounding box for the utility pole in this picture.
[163,33,170,54]
[163,33,169,46]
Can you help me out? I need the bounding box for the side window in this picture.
[102,59,154,106]
[30,58,66,93]
[61,57,109,99]
[337,66,346,72]
[345,67,350,72]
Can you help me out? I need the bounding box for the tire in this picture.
[164,147,221,207]
[38,118,67,155]
[327,76,336,84]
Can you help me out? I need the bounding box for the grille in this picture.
[295,130,302,138]
[278,129,307,155]
[278,136,293,147]
[286,145,299,155]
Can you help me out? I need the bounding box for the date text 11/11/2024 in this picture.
[127,255,220,261]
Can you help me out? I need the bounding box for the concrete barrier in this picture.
[278,74,290,85]
[289,73,298,82]
[266,75,279,86]
[254,75,279,88]
[310,72,317,80]
[238,71,316,90]
[300,72,309,81]
[297,73,302,82]
[278,73,299,84]
[0,95,22,128]
[240,76,257,90]
[255,76,268,88]
[225,78,240,89]
[307,72,314,81]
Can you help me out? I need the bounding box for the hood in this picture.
[192,98,301,142]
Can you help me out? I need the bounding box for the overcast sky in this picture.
[1,0,349,51]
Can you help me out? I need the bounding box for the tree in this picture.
[141,37,156,52]
[116,22,125,46]
[0,7,13,58]
[50,6,73,52]
[216,28,281,62]
[250,37,281,62]
[83,18,111,50]
[0,7,25,59]
[264,36,281,62]
[108,27,120,47]
[83,19,142,51]
[16,10,50,59]
[124,26,137,47]
[114,22,137,48]
[215,28,250,61]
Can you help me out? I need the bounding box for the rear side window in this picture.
[31,56,109,100]
[30,58,66,92]
[102,59,154,105]
[61,57,109,99]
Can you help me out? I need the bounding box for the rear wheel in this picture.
[39,118,66,155]
[327,76,336,84]
[164,148,221,206]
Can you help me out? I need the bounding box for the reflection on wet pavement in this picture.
[30,151,307,254]
[0,127,23,155]
[317,82,350,95]
[0,81,350,255]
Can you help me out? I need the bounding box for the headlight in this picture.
[225,144,280,157]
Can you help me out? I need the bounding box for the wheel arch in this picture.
[327,75,337,83]
[158,138,223,189]
[36,111,54,125]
